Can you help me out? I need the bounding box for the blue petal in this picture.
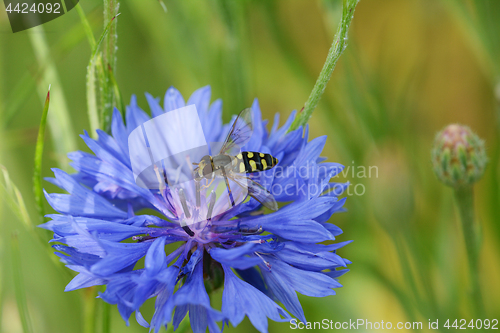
[126,95,151,135]
[209,244,263,270]
[268,259,341,297]
[187,86,211,122]
[144,237,167,277]
[164,87,186,112]
[44,169,127,219]
[90,240,152,276]
[261,266,306,323]
[64,267,107,291]
[222,265,290,333]
[235,267,268,296]
[146,93,164,118]
[164,255,224,332]
[243,98,263,151]
[275,241,351,271]
[206,99,223,143]
[111,108,130,159]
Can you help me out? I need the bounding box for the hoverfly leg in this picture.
[207,190,216,221]
[220,167,235,208]
[201,177,214,190]
[178,188,195,237]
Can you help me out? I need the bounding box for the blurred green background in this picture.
[1,0,499,332]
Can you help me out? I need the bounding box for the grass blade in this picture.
[0,166,32,229]
[33,86,51,224]
[86,56,100,137]
[157,0,167,12]
[1,165,72,277]
[107,63,125,118]
[75,3,96,49]
[11,233,33,333]
[91,14,121,62]
[28,25,77,170]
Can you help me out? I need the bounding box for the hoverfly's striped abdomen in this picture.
[232,151,278,174]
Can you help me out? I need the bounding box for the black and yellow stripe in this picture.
[233,151,278,174]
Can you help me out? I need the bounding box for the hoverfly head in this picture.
[198,155,213,179]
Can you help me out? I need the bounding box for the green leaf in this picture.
[33,86,51,224]
[288,0,360,132]
[11,233,34,333]
[28,25,77,170]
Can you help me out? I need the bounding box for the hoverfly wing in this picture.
[219,108,253,155]
[232,174,278,211]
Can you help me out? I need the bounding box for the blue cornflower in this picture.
[41,86,351,333]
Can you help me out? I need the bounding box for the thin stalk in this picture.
[454,185,485,317]
[102,0,120,132]
[102,299,111,333]
[86,14,120,137]
[11,233,33,333]
[83,287,97,333]
[288,0,359,132]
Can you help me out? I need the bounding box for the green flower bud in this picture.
[431,124,487,187]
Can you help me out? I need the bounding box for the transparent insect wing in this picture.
[219,108,254,155]
[232,174,278,211]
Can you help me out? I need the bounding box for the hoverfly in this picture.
[193,108,279,211]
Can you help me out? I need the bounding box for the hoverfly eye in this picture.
[203,165,213,178]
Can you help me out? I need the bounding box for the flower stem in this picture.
[453,185,485,317]
[102,300,111,333]
[288,0,359,132]
[101,0,120,133]
[83,287,97,333]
